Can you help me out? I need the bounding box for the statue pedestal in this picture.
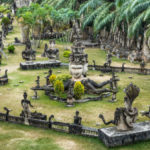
[20,60,61,70]
[98,121,150,147]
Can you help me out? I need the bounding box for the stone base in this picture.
[98,121,150,147]
[20,60,61,70]
[13,43,24,46]
[0,78,8,85]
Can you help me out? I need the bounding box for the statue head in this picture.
[23,92,27,100]
[69,64,83,79]
[124,83,140,111]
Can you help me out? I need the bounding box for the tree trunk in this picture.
[143,32,150,62]
[19,23,29,43]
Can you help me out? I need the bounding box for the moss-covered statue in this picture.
[99,83,140,131]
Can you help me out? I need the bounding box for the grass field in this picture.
[1,20,150,150]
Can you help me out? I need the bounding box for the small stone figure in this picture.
[104,52,112,67]
[36,76,40,88]
[99,83,139,131]
[110,71,119,90]
[121,63,125,72]
[49,115,54,128]
[14,37,21,43]
[32,90,39,100]
[4,107,12,121]
[22,39,36,61]
[109,91,117,103]
[21,92,33,125]
[93,60,96,70]
[140,60,146,73]
[141,106,150,118]
[74,111,82,125]
[66,80,75,106]
[66,94,74,107]
[41,43,48,57]
[45,69,52,85]
[0,69,8,85]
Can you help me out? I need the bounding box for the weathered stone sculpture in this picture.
[0,69,8,85]
[99,83,139,131]
[14,37,21,43]
[141,106,150,118]
[69,38,88,80]
[74,111,82,125]
[104,52,112,68]
[140,60,146,73]
[4,107,12,121]
[109,71,119,90]
[22,39,36,61]
[21,92,33,124]
[42,40,59,61]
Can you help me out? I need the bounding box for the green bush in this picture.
[54,80,64,95]
[49,74,56,85]
[1,17,10,26]
[57,74,71,82]
[63,50,71,58]
[8,45,15,53]
[74,81,84,100]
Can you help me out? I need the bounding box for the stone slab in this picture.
[98,121,150,147]
[20,60,61,70]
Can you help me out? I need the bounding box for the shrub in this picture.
[8,45,15,53]
[74,81,84,100]
[49,74,56,85]
[1,17,10,26]
[63,50,71,58]
[57,74,71,82]
[54,80,64,95]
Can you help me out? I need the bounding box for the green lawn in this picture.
[1,20,150,150]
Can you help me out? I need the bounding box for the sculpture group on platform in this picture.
[30,24,120,106]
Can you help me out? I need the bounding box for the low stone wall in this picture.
[89,65,150,75]
[0,113,98,138]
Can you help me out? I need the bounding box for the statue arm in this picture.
[29,101,33,107]
[88,79,110,88]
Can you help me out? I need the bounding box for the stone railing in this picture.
[88,65,150,75]
[0,113,98,138]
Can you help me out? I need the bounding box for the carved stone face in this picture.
[69,64,83,79]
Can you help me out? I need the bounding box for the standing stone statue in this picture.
[140,60,146,73]
[66,80,75,106]
[4,107,12,121]
[74,111,82,125]
[110,71,119,90]
[35,76,40,88]
[21,92,33,125]
[45,69,52,86]
[99,83,139,131]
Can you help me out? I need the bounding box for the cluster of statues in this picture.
[22,39,60,62]
[5,82,141,133]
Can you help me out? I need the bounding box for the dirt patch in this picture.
[56,139,77,150]
[1,65,18,73]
